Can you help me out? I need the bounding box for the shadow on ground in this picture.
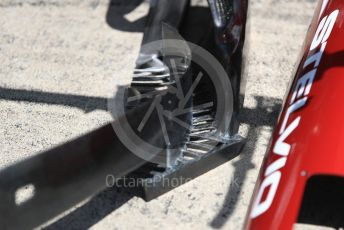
[44,187,140,230]
[0,87,107,112]
[210,95,282,228]
[106,0,146,32]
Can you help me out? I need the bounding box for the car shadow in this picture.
[106,0,146,32]
[44,187,141,230]
[210,95,282,228]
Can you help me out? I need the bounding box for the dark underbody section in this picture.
[298,175,344,228]
[0,0,249,229]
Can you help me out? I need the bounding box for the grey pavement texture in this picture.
[0,0,320,229]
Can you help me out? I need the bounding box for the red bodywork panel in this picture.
[245,0,344,229]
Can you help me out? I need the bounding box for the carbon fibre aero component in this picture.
[0,0,248,228]
[245,1,344,229]
[124,0,248,200]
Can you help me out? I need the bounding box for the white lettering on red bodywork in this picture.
[250,9,339,219]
